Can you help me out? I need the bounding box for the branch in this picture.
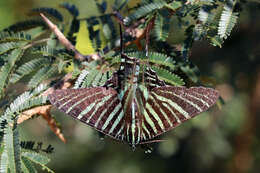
[40,13,88,61]
[22,38,51,50]
[18,105,66,143]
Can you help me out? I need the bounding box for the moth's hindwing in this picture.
[48,87,126,141]
[140,86,219,141]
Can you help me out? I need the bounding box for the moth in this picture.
[48,26,219,149]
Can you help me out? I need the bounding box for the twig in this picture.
[18,105,66,143]
[22,38,51,50]
[40,13,88,61]
[40,106,67,143]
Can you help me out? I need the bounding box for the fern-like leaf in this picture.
[3,121,21,173]
[0,42,20,55]
[4,87,47,118]
[21,152,54,173]
[60,3,79,17]
[86,68,100,87]
[0,48,24,98]
[10,58,50,84]
[7,48,24,66]
[30,8,63,22]
[74,69,89,89]
[20,141,54,154]
[0,145,9,173]
[144,52,176,70]
[198,5,215,25]
[0,32,31,43]
[32,46,60,57]
[218,0,238,39]
[112,52,176,70]
[125,1,166,24]
[82,68,109,88]
[154,10,170,41]
[91,69,106,87]
[13,122,21,173]
[19,96,48,113]
[210,35,224,47]
[28,66,58,89]
[21,157,37,173]
[151,66,184,86]
[4,92,31,117]
[0,63,11,98]
[3,20,46,32]
[0,146,8,172]
[0,118,7,142]
[32,84,48,96]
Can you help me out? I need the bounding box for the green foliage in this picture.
[154,10,170,41]
[0,48,24,98]
[178,61,200,83]
[74,61,113,88]
[108,51,176,69]
[21,152,54,173]
[0,32,32,43]
[3,84,47,119]
[10,58,51,84]
[125,1,166,24]
[21,156,37,173]
[0,42,20,55]
[113,0,129,10]
[29,8,63,22]
[198,4,216,25]
[0,0,247,172]
[3,121,21,173]
[0,84,53,172]
[60,3,79,17]
[0,63,12,98]
[218,0,238,39]
[28,66,58,89]
[3,20,47,32]
[20,141,54,154]
[150,66,184,86]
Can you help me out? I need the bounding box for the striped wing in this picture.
[144,67,165,90]
[48,87,126,141]
[141,86,219,141]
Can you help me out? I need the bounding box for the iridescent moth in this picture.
[48,26,219,149]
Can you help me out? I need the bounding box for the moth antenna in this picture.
[119,23,123,54]
[145,27,149,57]
[144,18,154,85]
[145,18,154,57]
[139,139,168,145]
[118,23,126,91]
